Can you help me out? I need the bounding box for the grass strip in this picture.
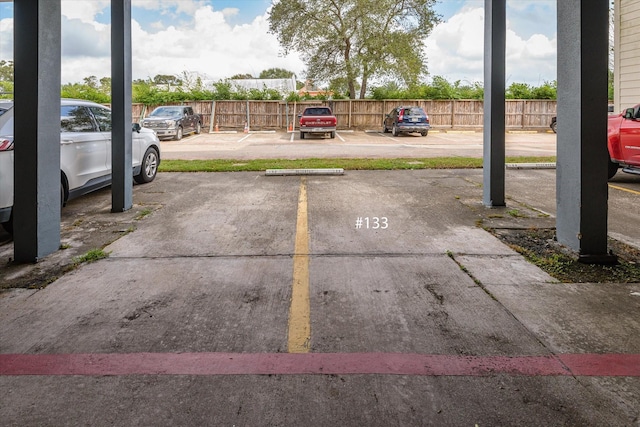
[159,156,556,173]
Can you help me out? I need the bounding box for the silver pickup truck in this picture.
[140,105,202,140]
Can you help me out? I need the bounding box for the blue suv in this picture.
[383,106,430,137]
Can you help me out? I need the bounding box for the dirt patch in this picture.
[458,195,640,283]
[489,227,640,283]
[0,188,161,292]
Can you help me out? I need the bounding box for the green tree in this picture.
[259,68,295,79]
[0,60,13,82]
[152,74,182,90]
[230,73,255,79]
[506,82,533,99]
[268,0,440,99]
[531,80,556,99]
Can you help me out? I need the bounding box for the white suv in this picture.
[0,99,161,234]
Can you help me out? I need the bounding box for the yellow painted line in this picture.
[288,177,311,353]
[609,184,640,196]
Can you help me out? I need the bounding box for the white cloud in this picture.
[2,1,558,87]
[130,5,304,82]
[61,0,111,24]
[0,17,13,60]
[424,6,557,85]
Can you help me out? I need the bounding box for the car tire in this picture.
[195,122,202,134]
[300,131,305,140]
[382,124,389,133]
[421,130,428,137]
[174,126,183,141]
[60,179,67,208]
[330,131,336,139]
[135,147,159,184]
[551,121,557,133]
[1,212,13,235]
[608,157,619,180]
[392,125,399,137]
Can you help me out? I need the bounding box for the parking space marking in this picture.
[379,133,401,141]
[288,177,311,353]
[336,132,345,142]
[237,133,252,143]
[609,184,640,196]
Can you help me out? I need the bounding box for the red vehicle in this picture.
[298,107,337,139]
[608,103,640,179]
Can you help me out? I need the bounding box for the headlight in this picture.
[165,120,176,128]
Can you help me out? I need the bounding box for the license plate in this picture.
[411,118,418,122]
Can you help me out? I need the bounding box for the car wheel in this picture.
[135,147,159,184]
[195,122,202,134]
[392,124,399,137]
[382,123,389,133]
[421,130,428,137]
[551,121,557,133]
[60,179,67,208]
[1,212,13,235]
[330,131,336,139]
[300,131,305,139]
[174,126,183,141]
[608,157,619,180]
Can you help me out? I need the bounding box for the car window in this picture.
[306,108,331,115]
[61,106,96,132]
[406,108,425,117]
[149,107,181,117]
[89,106,112,131]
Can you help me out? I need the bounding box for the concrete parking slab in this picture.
[1,170,639,426]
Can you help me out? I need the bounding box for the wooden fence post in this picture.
[209,100,215,133]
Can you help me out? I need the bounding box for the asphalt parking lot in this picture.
[159,129,558,159]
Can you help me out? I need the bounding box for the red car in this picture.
[608,104,640,179]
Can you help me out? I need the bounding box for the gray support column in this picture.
[556,0,612,261]
[111,0,133,212]
[13,0,61,262]
[482,0,506,207]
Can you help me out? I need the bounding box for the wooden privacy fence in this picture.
[132,99,558,131]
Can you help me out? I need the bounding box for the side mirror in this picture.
[132,123,141,133]
[624,108,635,120]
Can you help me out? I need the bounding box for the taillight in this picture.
[398,109,404,121]
[0,138,13,151]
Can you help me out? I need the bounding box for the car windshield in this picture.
[0,103,12,117]
[149,107,182,118]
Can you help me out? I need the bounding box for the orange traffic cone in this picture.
[244,122,249,133]
[214,123,219,132]
[288,122,293,132]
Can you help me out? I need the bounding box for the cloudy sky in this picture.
[0,0,557,87]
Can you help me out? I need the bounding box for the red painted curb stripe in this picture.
[1,353,639,377]
[558,354,640,376]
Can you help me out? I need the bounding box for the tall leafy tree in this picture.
[259,68,296,79]
[268,0,439,99]
[0,60,13,82]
